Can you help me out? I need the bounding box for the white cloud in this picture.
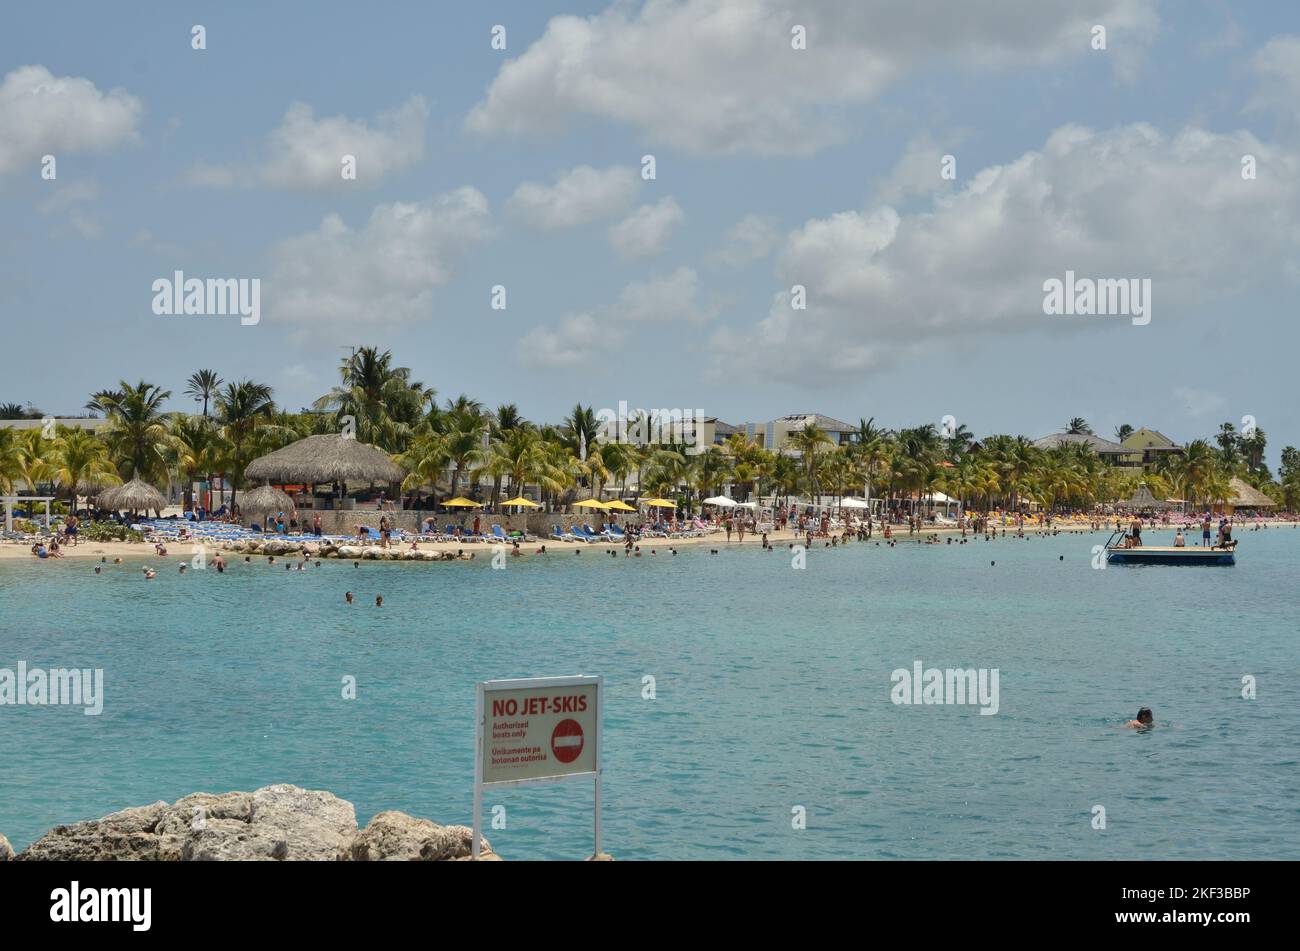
[710,122,1300,381]
[518,267,718,368]
[1249,36,1300,129]
[467,0,1157,155]
[37,180,103,239]
[608,197,684,258]
[37,180,98,215]
[615,267,718,323]
[516,312,614,368]
[267,186,492,333]
[183,97,428,188]
[1173,387,1227,418]
[508,164,639,230]
[0,66,142,174]
[712,214,781,267]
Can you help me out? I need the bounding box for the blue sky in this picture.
[2,1,1298,465]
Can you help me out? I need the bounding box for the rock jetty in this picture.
[5,784,499,861]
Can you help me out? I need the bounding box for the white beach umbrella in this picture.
[735,501,757,509]
[840,497,870,509]
[702,496,737,507]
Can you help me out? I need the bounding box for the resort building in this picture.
[743,414,858,453]
[1120,428,1184,467]
[0,416,111,432]
[1033,432,1142,467]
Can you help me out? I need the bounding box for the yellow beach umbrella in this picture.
[572,498,608,509]
[640,498,677,508]
[501,496,541,508]
[603,499,636,511]
[443,497,482,508]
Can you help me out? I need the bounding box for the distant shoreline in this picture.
[3,519,1296,563]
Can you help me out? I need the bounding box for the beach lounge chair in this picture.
[550,524,577,542]
[583,523,612,541]
[606,523,626,539]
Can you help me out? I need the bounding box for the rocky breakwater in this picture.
[3,784,500,861]
[217,539,468,561]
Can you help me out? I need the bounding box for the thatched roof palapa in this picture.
[1119,483,1172,511]
[244,435,403,486]
[99,478,168,512]
[241,484,296,515]
[1227,477,1276,508]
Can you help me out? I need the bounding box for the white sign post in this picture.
[472,674,603,860]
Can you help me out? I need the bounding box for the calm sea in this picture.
[2,526,1298,859]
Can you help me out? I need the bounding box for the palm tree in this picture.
[398,432,451,504]
[314,346,432,451]
[164,414,223,512]
[96,380,172,481]
[789,423,833,500]
[442,410,488,500]
[1114,423,1135,442]
[1065,418,1093,435]
[185,370,223,418]
[51,425,119,507]
[0,428,22,493]
[563,404,601,460]
[215,380,276,509]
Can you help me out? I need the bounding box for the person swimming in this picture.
[1124,707,1155,729]
[345,591,354,604]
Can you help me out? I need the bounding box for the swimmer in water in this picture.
[1123,707,1155,729]
[345,591,354,604]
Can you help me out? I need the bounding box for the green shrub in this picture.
[79,522,144,543]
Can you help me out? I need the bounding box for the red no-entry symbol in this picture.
[551,718,584,763]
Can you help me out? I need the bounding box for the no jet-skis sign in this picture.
[472,675,603,859]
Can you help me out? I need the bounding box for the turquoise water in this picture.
[2,527,1299,860]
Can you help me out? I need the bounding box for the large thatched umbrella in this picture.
[244,435,403,515]
[99,477,168,514]
[241,484,296,518]
[75,472,122,508]
[1119,483,1171,512]
[245,435,403,485]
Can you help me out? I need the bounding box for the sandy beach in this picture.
[6,519,1295,563]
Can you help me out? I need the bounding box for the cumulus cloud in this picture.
[267,186,492,332]
[710,122,1300,381]
[516,312,612,368]
[518,267,718,368]
[0,65,142,174]
[608,197,684,258]
[183,96,428,188]
[467,0,1157,155]
[712,214,781,267]
[508,164,640,229]
[1248,35,1300,129]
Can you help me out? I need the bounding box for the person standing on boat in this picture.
[1129,515,1143,547]
[1201,513,1212,547]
